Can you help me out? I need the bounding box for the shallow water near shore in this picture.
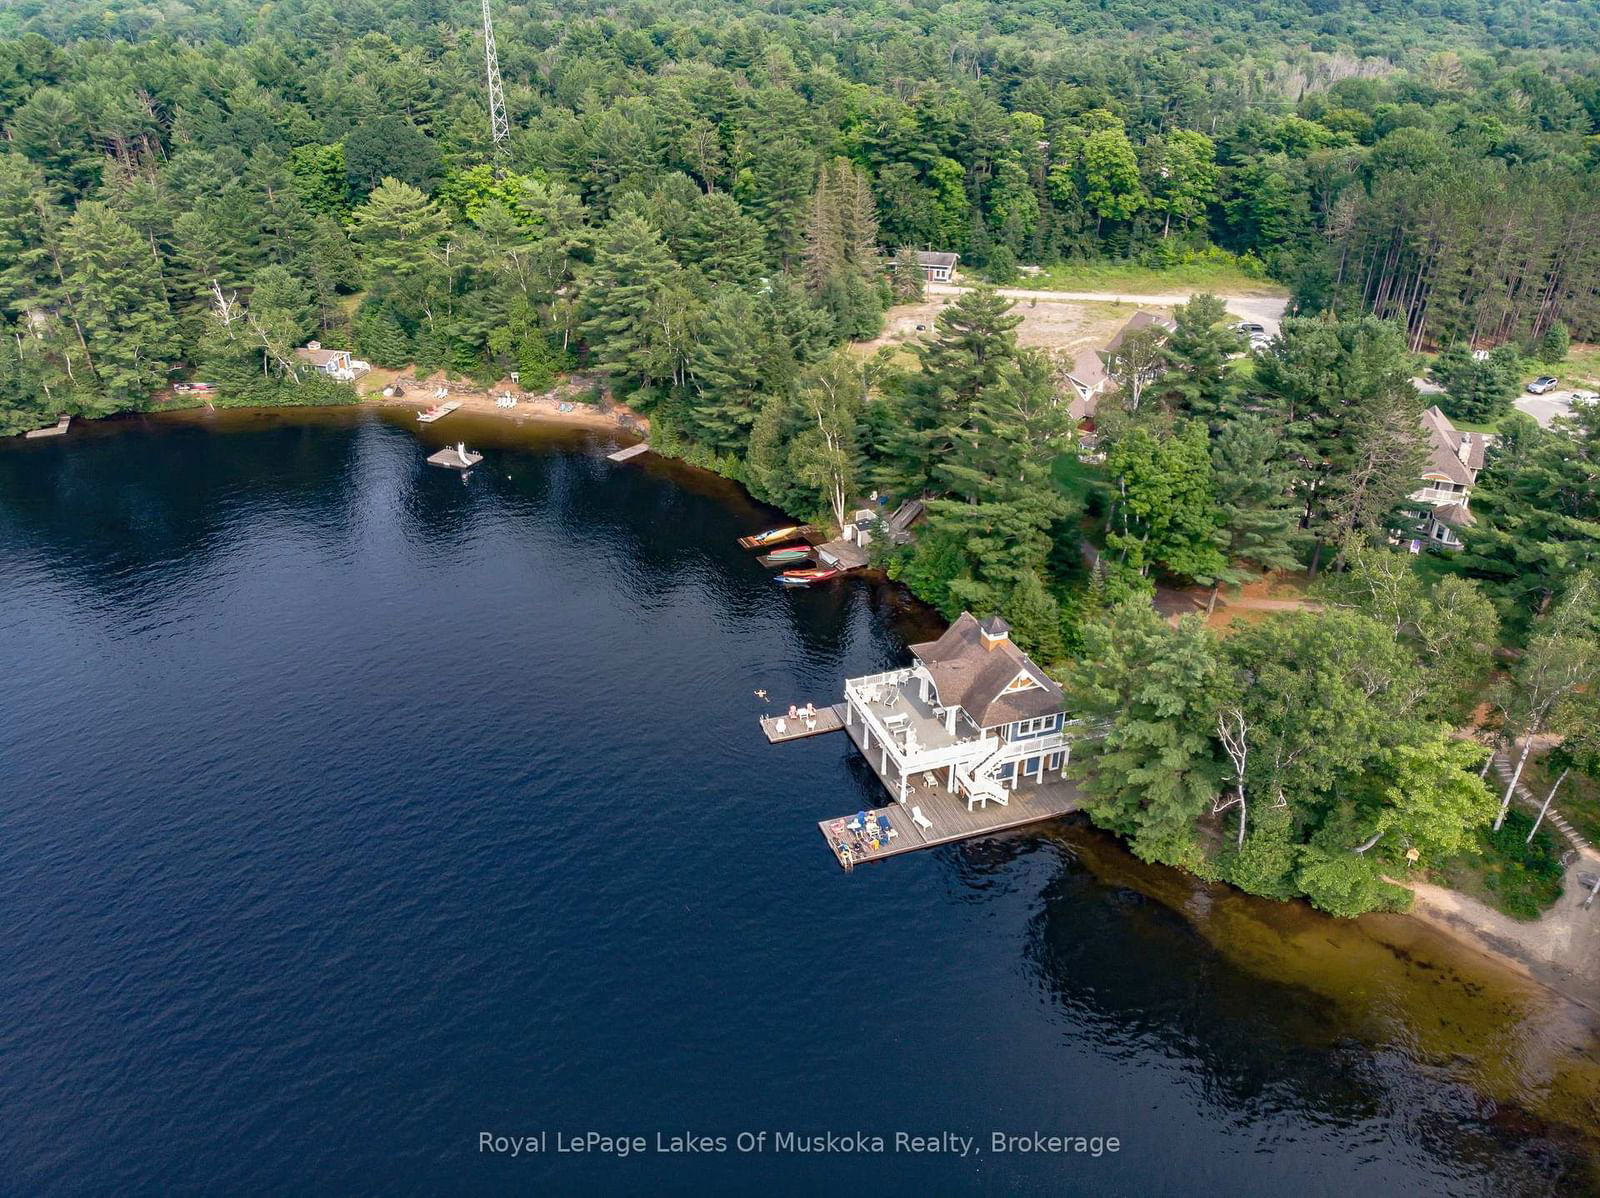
[2,408,1598,1195]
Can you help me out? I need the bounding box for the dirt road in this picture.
[926,282,1290,336]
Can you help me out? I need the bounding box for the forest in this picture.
[2,0,1598,917]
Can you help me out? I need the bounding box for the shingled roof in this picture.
[1104,310,1176,355]
[908,612,1064,728]
[1420,405,1490,487]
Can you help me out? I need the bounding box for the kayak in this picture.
[738,525,807,549]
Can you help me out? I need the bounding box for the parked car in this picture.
[1526,376,1560,394]
[1570,389,1599,403]
[1232,321,1266,337]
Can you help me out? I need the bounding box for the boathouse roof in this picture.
[909,612,1064,728]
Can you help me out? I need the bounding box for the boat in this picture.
[757,545,813,566]
[738,525,808,549]
[777,566,840,585]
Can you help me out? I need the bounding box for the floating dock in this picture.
[416,400,461,424]
[814,712,1083,868]
[426,443,482,470]
[760,703,846,743]
[606,442,651,462]
[24,415,70,439]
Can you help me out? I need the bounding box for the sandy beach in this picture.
[359,369,648,439]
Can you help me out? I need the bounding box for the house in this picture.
[906,251,959,283]
[1103,310,1176,358]
[1064,347,1109,423]
[294,341,370,382]
[1405,405,1491,549]
[842,613,1074,806]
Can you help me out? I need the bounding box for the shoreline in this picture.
[365,390,647,439]
[14,397,1596,1019]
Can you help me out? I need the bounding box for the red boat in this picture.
[777,566,840,585]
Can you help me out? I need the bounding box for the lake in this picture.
[2,408,1597,1195]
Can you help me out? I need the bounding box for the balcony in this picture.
[843,668,993,776]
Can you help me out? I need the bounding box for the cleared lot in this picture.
[860,293,1148,359]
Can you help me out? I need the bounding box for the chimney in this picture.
[1457,433,1473,466]
[979,615,1011,650]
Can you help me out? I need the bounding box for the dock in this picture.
[760,702,846,743]
[426,442,482,470]
[817,714,1083,868]
[814,538,869,571]
[416,400,461,424]
[606,442,651,462]
[24,415,70,439]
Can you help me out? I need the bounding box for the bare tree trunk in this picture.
[1493,737,1535,832]
[1526,767,1568,843]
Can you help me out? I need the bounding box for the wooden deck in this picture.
[416,400,461,424]
[815,538,869,570]
[24,415,70,439]
[606,442,651,462]
[760,702,845,743]
[818,712,1084,867]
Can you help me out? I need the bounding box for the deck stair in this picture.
[954,741,1010,807]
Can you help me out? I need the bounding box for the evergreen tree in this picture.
[1209,414,1303,579]
[890,286,1021,494]
[891,246,925,303]
[59,201,179,403]
[1157,294,1243,424]
[1066,602,1225,866]
[580,212,679,388]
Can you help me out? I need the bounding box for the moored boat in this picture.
[778,566,840,584]
[738,525,808,549]
[757,545,813,566]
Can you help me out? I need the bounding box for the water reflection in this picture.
[1022,822,1600,1192]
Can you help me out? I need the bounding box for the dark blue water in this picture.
[1,410,1594,1195]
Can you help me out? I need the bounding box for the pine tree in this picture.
[891,246,925,303]
[1066,601,1225,865]
[60,201,179,403]
[579,212,680,388]
[1210,414,1303,578]
[1158,293,1243,425]
[891,286,1021,493]
[348,178,450,303]
[681,191,766,288]
[688,289,771,453]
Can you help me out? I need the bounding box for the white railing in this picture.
[1409,487,1469,507]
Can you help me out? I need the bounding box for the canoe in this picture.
[780,566,840,583]
[757,545,813,566]
[738,525,807,549]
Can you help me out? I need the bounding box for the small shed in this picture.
[906,251,960,283]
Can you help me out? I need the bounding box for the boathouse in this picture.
[843,613,1074,807]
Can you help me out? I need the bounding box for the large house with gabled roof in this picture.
[1405,405,1492,549]
[841,612,1074,808]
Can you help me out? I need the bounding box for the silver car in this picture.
[1526,376,1560,394]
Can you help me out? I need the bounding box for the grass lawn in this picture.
[1521,754,1600,847]
[1563,342,1600,386]
[1008,259,1289,298]
[1441,414,1503,434]
[1435,809,1566,920]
